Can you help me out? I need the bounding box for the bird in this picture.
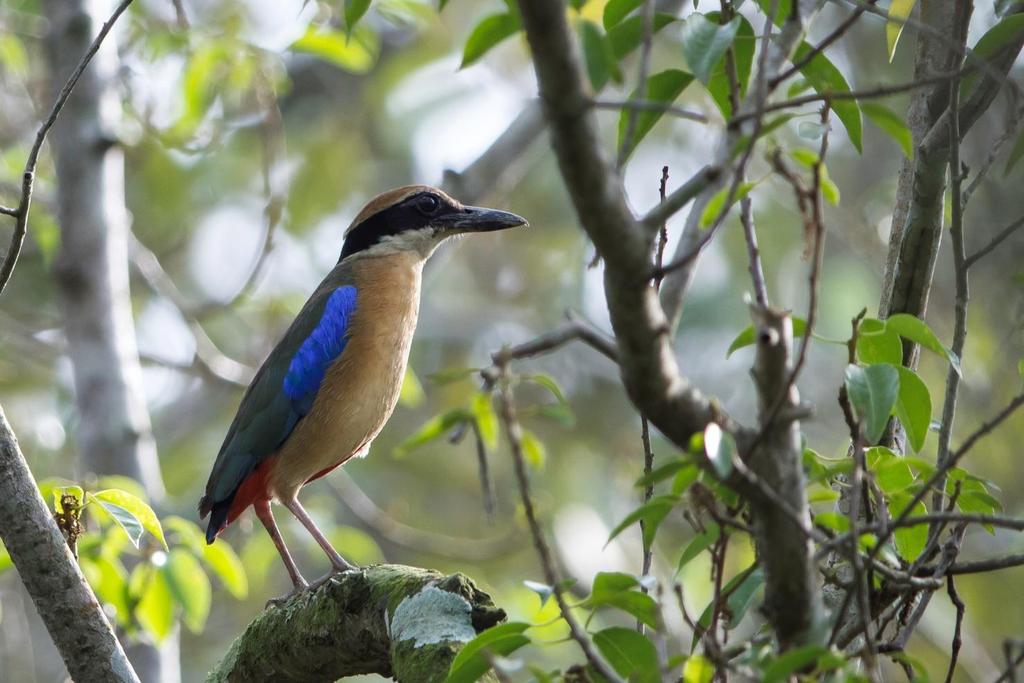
[198,185,526,601]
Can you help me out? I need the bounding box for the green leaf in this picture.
[890,492,927,562]
[703,423,735,479]
[693,566,763,648]
[894,366,931,452]
[0,540,11,574]
[395,409,471,455]
[345,0,372,30]
[90,489,167,550]
[592,571,639,599]
[636,459,690,488]
[867,447,916,495]
[162,548,211,632]
[580,20,619,91]
[291,28,377,74]
[471,393,499,449]
[681,14,741,84]
[607,13,677,59]
[135,569,175,642]
[727,318,807,357]
[607,495,678,550]
[593,627,660,683]
[445,622,531,683]
[672,463,700,495]
[705,13,755,117]
[683,655,715,683]
[844,364,900,444]
[526,374,568,404]
[521,429,547,468]
[885,313,962,376]
[763,645,833,683]
[676,523,720,572]
[961,14,1024,99]
[792,42,861,151]
[399,368,426,407]
[755,1,861,150]
[603,0,644,29]
[699,181,755,228]
[885,0,919,61]
[814,512,851,533]
[617,69,694,160]
[589,584,659,628]
[862,103,913,158]
[460,13,521,68]
[203,540,248,599]
[856,318,903,366]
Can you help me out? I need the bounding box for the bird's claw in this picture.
[264,579,310,609]
[308,563,359,591]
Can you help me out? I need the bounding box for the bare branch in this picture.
[0,0,136,297]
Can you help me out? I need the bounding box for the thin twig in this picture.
[944,574,965,683]
[728,73,958,126]
[496,363,622,683]
[769,0,879,88]
[0,0,136,297]
[616,0,657,169]
[641,165,720,232]
[931,0,972,524]
[722,0,769,307]
[964,213,1024,269]
[490,315,619,366]
[593,98,710,123]
[865,392,1024,567]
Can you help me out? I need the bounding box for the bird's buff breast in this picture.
[268,253,423,499]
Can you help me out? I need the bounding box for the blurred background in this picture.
[0,0,1022,680]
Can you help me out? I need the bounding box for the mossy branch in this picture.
[208,564,506,683]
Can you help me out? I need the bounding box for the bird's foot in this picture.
[308,562,360,591]
[264,578,310,609]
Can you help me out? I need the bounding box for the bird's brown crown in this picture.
[344,185,462,237]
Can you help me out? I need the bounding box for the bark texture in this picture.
[208,565,506,683]
[0,407,139,683]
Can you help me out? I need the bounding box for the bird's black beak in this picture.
[443,205,529,233]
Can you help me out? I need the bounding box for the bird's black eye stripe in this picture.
[416,194,440,215]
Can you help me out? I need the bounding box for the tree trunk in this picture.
[0,407,139,683]
[43,1,176,680]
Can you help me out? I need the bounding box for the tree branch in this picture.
[0,406,138,682]
[207,565,506,683]
[0,0,135,297]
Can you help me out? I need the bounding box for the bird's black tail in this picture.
[198,494,232,545]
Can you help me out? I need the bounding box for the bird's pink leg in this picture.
[282,496,357,582]
[254,500,308,606]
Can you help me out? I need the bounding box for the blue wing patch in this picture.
[283,286,358,416]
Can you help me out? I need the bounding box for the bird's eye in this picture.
[416,195,440,215]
